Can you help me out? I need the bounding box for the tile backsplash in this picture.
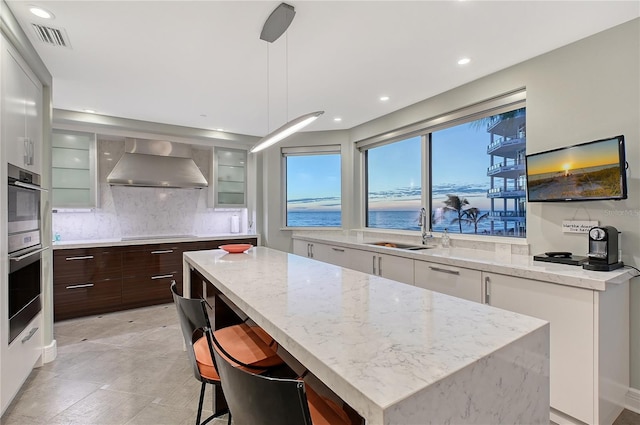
[52,139,248,241]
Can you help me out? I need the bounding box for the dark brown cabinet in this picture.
[53,238,258,321]
[53,247,123,321]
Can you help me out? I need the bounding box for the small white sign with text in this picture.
[562,220,598,233]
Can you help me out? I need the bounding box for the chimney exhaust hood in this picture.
[106,139,208,188]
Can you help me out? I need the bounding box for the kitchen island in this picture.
[183,247,550,425]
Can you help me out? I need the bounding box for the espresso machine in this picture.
[583,226,624,271]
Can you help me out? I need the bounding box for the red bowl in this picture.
[219,244,253,253]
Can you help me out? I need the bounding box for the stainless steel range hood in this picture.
[107,139,208,188]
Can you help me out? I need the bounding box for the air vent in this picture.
[31,23,71,48]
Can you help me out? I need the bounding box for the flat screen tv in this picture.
[525,135,628,202]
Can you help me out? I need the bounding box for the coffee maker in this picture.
[583,226,623,271]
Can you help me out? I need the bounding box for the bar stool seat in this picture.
[193,323,282,380]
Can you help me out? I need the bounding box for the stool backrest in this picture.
[213,347,312,425]
[171,281,214,382]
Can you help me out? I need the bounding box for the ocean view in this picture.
[288,210,524,236]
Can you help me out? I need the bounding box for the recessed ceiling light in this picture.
[457,57,471,65]
[379,96,390,102]
[216,128,224,132]
[83,109,96,113]
[333,117,342,122]
[29,6,54,19]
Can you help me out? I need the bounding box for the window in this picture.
[366,136,422,230]
[431,108,526,237]
[284,146,341,227]
[359,91,526,238]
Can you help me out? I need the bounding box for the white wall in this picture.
[261,19,640,388]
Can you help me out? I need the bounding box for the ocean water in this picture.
[287,210,525,237]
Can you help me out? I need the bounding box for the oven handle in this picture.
[9,246,46,262]
[13,181,48,192]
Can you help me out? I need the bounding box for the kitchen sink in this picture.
[367,241,431,250]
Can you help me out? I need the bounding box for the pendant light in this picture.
[250,3,324,154]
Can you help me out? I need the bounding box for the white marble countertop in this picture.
[291,233,637,291]
[51,233,258,250]
[184,247,549,424]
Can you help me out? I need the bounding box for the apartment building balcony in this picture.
[487,210,527,222]
[486,136,526,156]
[487,162,525,178]
[487,187,526,199]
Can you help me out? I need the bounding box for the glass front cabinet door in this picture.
[51,129,98,208]
[213,147,247,208]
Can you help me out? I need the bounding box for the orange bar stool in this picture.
[170,282,283,425]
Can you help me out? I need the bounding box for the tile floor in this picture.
[1,304,228,425]
[1,303,639,425]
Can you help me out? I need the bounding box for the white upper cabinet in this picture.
[51,130,98,208]
[211,147,247,208]
[1,41,42,174]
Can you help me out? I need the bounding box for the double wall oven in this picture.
[7,164,45,344]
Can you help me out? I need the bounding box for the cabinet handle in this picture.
[372,255,377,275]
[309,244,314,258]
[428,266,460,276]
[152,274,174,280]
[66,283,94,289]
[21,327,38,344]
[378,256,382,276]
[331,247,345,252]
[151,250,174,254]
[484,276,491,305]
[65,255,94,261]
[24,138,30,165]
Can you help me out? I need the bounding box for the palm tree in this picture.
[462,207,489,234]
[443,194,469,233]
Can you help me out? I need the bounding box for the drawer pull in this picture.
[66,255,94,261]
[66,283,94,289]
[428,266,460,276]
[21,327,38,344]
[151,250,174,254]
[331,247,345,252]
[152,274,174,280]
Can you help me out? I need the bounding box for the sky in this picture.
[526,137,620,175]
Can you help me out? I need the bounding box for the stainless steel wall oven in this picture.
[7,164,45,344]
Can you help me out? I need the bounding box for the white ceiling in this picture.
[6,1,640,138]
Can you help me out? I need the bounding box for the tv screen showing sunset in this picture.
[526,137,624,201]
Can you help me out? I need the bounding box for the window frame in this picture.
[281,145,343,229]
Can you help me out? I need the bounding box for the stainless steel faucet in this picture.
[419,207,431,244]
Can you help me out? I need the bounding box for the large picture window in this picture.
[360,92,526,238]
[431,108,526,237]
[366,136,422,230]
[284,146,341,227]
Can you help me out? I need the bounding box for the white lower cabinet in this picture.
[292,240,351,268]
[349,249,414,285]
[1,313,43,413]
[414,261,482,303]
[484,272,628,425]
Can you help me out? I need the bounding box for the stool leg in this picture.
[197,382,206,425]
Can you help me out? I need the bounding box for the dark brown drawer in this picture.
[54,248,122,284]
[54,279,122,321]
[122,245,182,277]
[122,274,178,306]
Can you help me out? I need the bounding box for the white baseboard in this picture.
[42,339,57,363]
[627,387,640,414]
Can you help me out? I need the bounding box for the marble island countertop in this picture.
[51,233,258,250]
[184,247,550,425]
[292,233,637,291]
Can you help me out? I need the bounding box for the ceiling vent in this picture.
[31,24,71,48]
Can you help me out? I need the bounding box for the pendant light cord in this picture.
[286,32,289,122]
[266,43,270,133]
